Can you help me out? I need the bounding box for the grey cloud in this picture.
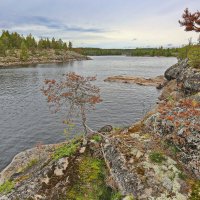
[0,15,107,33]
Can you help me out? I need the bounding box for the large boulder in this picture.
[98,125,113,133]
[164,59,188,81]
[164,59,200,94]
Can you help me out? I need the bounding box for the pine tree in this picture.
[20,41,28,61]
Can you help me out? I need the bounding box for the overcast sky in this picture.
[0,0,199,48]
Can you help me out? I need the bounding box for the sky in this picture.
[0,0,199,48]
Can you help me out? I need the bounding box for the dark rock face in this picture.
[164,59,200,94]
[164,59,189,81]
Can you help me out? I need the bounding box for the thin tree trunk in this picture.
[80,105,87,137]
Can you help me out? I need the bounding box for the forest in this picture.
[0,30,72,57]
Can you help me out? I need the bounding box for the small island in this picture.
[104,75,165,87]
[0,31,89,67]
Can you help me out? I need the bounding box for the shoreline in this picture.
[0,59,199,199]
[0,50,91,68]
[0,58,90,68]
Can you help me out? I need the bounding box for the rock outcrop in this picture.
[165,59,200,94]
[104,75,165,87]
[145,59,200,179]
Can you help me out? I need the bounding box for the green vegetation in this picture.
[177,44,200,69]
[0,180,14,195]
[52,140,81,160]
[130,47,177,57]
[188,45,200,69]
[66,156,112,200]
[75,48,125,56]
[92,134,102,142]
[113,127,122,132]
[20,41,29,61]
[190,180,200,200]
[26,158,38,169]
[75,47,178,57]
[19,158,38,173]
[163,140,181,155]
[110,192,123,200]
[149,152,166,164]
[177,45,192,60]
[178,171,187,180]
[0,30,72,57]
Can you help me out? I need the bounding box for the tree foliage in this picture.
[77,47,178,57]
[42,72,102,136]
[20,41,28,61]
[179,8,200,32]
[68,41,73,50]
[188,45,200,68]
[0,30,72,57]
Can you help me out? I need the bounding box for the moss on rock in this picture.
[0,180,14,195]
[65,155,112,200]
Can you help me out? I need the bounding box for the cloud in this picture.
[0,15,107,33]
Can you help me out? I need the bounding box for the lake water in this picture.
[0,56,177,170]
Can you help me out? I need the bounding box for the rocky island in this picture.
[104,75,165,88]
[0,49,90,67]
[0,58,199,200]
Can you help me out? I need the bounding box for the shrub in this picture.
[188,45,200,69]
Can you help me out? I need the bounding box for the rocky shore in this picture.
[0,50,90,67]
[0,59,199,199]
[104,75,165,88]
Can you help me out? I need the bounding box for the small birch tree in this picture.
[42,72,102,137]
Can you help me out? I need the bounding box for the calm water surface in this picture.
[0,56,177,170]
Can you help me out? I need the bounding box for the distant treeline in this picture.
[74,47,179,57]
[74,48,128,56]
[0,30,73,56]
